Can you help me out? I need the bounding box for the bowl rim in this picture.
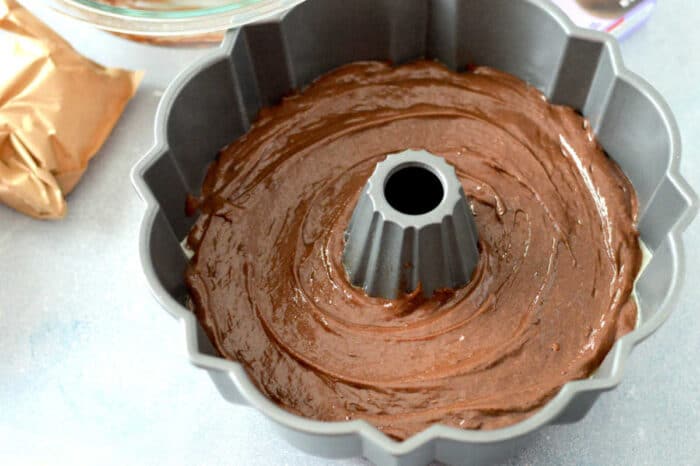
[130,0,698,455]
[45,0,306,35]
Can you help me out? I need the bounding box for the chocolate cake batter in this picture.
[185,61,641,439]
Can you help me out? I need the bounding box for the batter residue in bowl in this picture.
[185,61,641,440]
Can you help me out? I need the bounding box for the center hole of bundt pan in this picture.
[384,165,444,215]
[344,150,480,298]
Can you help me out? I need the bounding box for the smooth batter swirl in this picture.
[185,61,641,439]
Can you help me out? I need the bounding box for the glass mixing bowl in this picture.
[46,0,305,36]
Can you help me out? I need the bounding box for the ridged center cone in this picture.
[342,149,480,299]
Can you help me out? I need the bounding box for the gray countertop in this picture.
[1,1,698,465]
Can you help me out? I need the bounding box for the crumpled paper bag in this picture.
[0,0,141,219]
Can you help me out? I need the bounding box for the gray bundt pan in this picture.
[130,0,697,464]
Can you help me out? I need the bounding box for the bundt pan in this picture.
[131,0,697,464]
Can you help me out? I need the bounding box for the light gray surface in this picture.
[0,1,698,466]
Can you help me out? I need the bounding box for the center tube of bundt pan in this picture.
[342,149,480,299]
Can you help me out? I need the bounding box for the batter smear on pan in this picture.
[185,61,641,440]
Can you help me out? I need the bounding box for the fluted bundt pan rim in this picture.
[131,0,697,463]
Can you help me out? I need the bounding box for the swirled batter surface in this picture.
[185,61,641,439]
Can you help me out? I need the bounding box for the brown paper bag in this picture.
[0,0,141,219]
